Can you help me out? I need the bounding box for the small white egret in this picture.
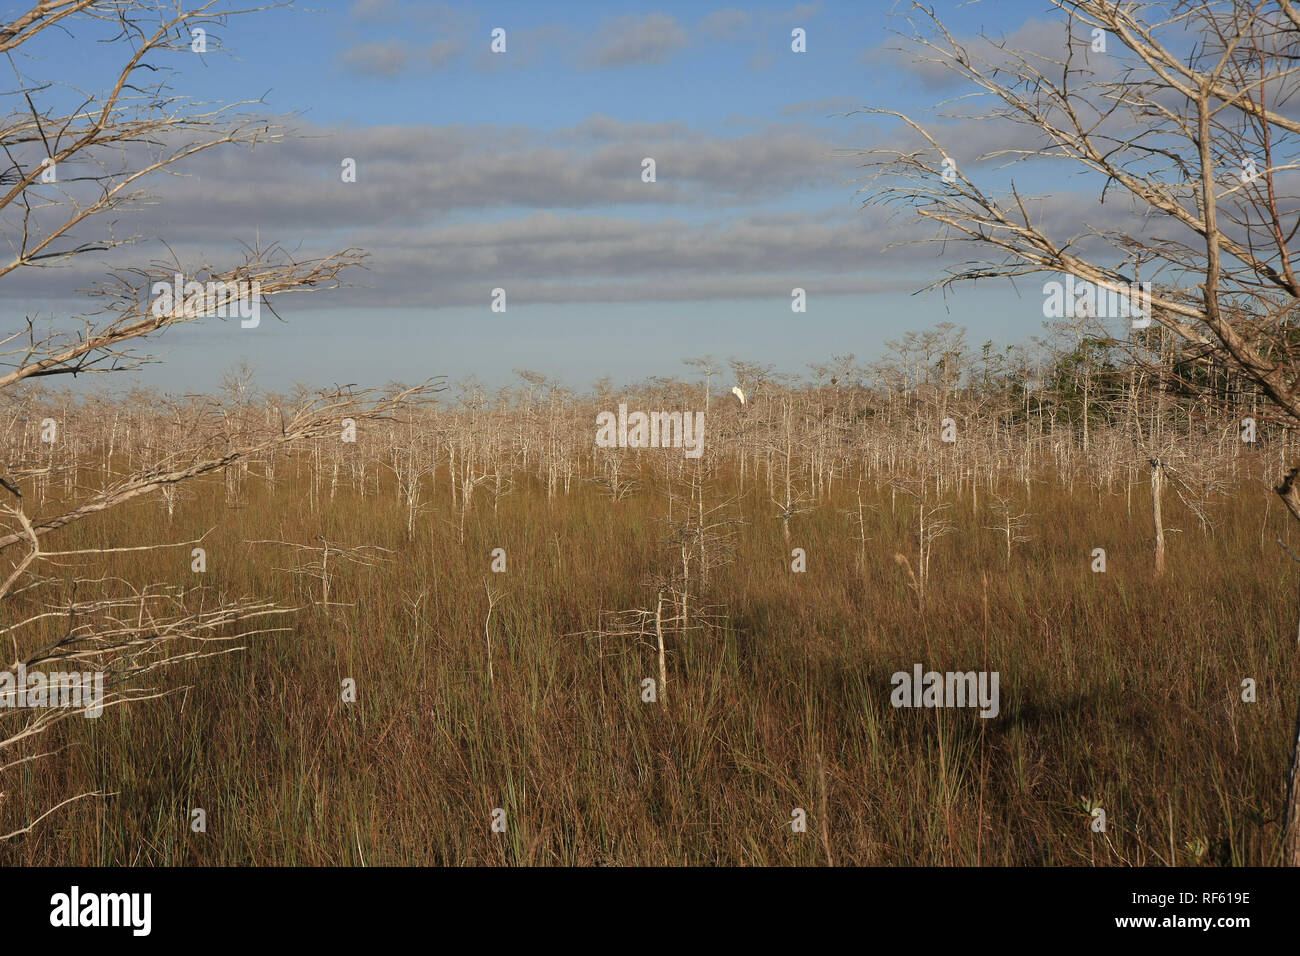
[731,386,745,405]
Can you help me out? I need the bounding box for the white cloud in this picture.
[584,14,689,68]
[339,41,409,77]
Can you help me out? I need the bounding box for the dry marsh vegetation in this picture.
[0,360,1296,866]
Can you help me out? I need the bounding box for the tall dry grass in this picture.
[0,433,1293,865]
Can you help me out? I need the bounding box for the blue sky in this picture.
[7,0,1090,395]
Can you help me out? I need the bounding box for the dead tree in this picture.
[249,535,395,616]
[0,1,432,838]
[986,492,1032,568]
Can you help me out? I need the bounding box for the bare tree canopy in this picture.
[0,0,436,837]
[866,0,1300,864]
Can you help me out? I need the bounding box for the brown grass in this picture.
[0,449,1294,865]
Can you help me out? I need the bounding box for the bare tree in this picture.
[249,535,395,615]
[0,1,432,836]
[987,492,1033,567]
[865,0,1300,863]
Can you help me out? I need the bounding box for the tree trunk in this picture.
[1275,467,1300,864]
[1284,686,1300,865]
[1150,459,1166,576]
[654,590,668,712]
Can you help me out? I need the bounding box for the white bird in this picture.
[731,386,745,405]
